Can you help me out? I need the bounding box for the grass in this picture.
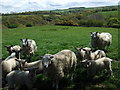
[2,25,120,89]
[97,11,118,18]
[2,25,118,59]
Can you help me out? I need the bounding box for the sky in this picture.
[0,0,119,13]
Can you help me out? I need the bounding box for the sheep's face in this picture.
[21,39,28,47]
[81,60,91,68]
[42,55,54,68]
[4,45,13,54]
[91,32,99,39]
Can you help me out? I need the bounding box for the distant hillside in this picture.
[2,5,118,16]
[2,5,119,29]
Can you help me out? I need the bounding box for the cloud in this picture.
[0,0,119,13]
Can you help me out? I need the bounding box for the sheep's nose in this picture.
[44,65,48,68]
[44,66,47,68]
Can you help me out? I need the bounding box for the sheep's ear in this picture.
[10,45,13,47]
[39,56,43,59]
[82,49,86,51]
[90,32,93,34]
[20,39,23,41]
[74,47,78,51]
[4,45,8,48]
[20,48,22,51]
[50,55,54,59]
[15,59,21,62]
[26,38,28,41]
[75,47,80,51]
[96,32,99,34]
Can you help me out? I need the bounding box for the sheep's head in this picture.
[75,47,83,58]
[4,45,13,54]
[82,47,92,59]
[41,54,54,68]
[20,38,28,47]
[91,32,99,39]
[81,60,92,68]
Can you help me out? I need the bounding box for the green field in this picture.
[97,11,118,18]
[2,25,118,59]
[2,25,120,89]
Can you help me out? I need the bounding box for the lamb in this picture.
[75,47,92,60]
[4,45,22,59]
[6,68,37,90]
[82,49,106,60]
[20,38,37,60]
[16,59,43,74]
[91,32,112,50]
[2,57,22,79]
[41,50,77,90]
[81,57,113,77]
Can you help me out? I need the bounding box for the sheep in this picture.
[91,32,112,50]
[16,59,43,74]
[41,50,77,90]
[82,49,106,60]
[6,68,37,90]
[75,47,92,60]
[81,57,113,77]
[4,45,22,59]
[2,57,22,79]
[20,38,37,61]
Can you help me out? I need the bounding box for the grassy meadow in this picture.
[2,25,120,89]
[97,11,118,18]
[2,25,118,59]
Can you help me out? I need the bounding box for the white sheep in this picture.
[42,50,77,90]
[4,45,21,59]
[6,68,37,90]
[2,57,22,80]
[20,38,37,60]
[81,57,113,77]
[91,32,112,50]
[16,59,43,74]
[82,49,106,60]
[75,47,92,60]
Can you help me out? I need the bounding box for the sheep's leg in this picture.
[18,52,21,59]
[109,66,114,77]
[107,62,114,77]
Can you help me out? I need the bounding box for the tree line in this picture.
[2,5,120,29]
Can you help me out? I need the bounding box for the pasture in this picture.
[2,25,118,59]
[2,25,120,89]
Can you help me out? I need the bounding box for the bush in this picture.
[78,20,104,27]
[7,24,18,28]
[26,23,33,27]
[107,18,120,28]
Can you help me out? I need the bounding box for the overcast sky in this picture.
[0,0,119,13]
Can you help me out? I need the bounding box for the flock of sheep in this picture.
[1,32,114,90]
